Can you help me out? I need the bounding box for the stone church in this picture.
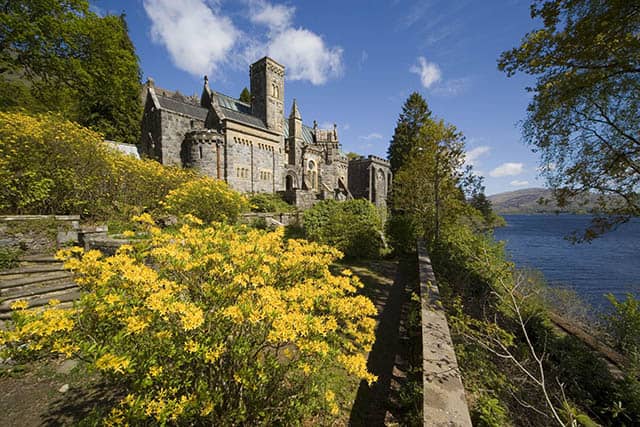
[140,56,391,209]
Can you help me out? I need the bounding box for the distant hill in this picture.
[487,188,612,214]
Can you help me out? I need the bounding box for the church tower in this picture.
[250,57,285,133]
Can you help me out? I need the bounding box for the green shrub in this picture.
[0,246,22,271]
[303,199,384,259]
[385,212,418,254]
[605,293,640,354]
[248,193,294,213]
[0,112,194,218]
[162,177,249,224]
[472,394,509,427]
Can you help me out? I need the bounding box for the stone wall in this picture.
[417,241,472,427]
[159,110,204,166]
[0,215,80,255]
[348,156,392,209]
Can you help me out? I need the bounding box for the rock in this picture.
[56,359,78,375]
[58,384,69,393]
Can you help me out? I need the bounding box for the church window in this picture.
[308,160,317,190]
[199,145,203,159]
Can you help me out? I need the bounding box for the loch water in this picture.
[493,214,640,310]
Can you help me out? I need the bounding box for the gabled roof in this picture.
[211,91,269,130]
[151,83,320,137]
[156,95,209,121]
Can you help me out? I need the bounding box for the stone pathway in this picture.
[348,258,417,426]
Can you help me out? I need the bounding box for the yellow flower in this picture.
[200,401,214,416]
[10,300,29,310]
[96,353,131,374]
[125,315,148,334]
[180,306,204,331]
[122,230,135,238]
[149,366,163,377]
[184,339,199,353]
[204,344,225,364]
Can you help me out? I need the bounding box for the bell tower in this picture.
[250,57,285,133]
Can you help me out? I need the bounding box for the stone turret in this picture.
[287,99,303,165]
[250,57,285,133]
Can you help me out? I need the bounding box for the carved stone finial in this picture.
[204,75,208,83]
[313,120,318,130]
[146,77,155,87]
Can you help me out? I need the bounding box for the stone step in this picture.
[0,289,81,318]
[18,254,59,263]
[0,271,72,291]
[0,280,78,301]
[0,264,65,278]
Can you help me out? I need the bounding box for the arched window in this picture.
[308,160,317,190]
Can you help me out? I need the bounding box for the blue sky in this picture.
[93,0,543,195]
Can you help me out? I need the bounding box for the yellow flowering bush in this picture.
[1,218,377,424]
[162,177,250,224]
[0,112,194,217]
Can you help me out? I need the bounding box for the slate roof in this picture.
[282,121,314,144]
[156,88,317,138]
[211,92,267,129]
[156,95,209,121]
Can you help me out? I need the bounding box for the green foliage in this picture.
[385,212,418,255]
[239,87,251,103]
[345,151,361,160]
[499,0,640,238]
[392,110,475,242]
[387,92,432,173]
[303,199,384,259]
[0,112,194,218]
[162,177,250,224]
[0,246,22,271]
[0,1,142,144]
[248,193,294,213]
[469,192,492,220]
[605,293,640,354]
[472,394,510,427]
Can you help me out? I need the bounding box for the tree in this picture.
[239,87,251,103]
[469,191,492,221]
[499,0,640,239]
[392,118,467,241]
[387,92,432,173]
[0,1,142,144]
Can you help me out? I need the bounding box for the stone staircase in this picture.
[0,255,79,320]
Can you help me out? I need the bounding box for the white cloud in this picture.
[359,133,383,141]
[489,162,524,177]
[267,28,343,85]
[510,180,530,187]
[143,0,239,78]
[410,56,441,89]
[432,77,470,97]
[249,0,294,32]
[144,0,342,85]
[465,145,490,166]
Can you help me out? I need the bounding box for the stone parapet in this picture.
[417,241,472,427]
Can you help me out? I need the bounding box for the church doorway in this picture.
[286,174,295,191]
